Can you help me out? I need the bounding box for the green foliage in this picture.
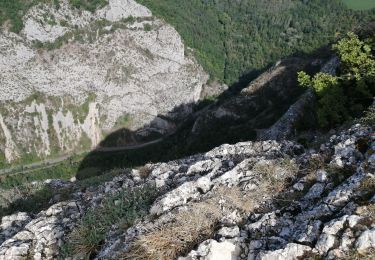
[143,23,152,31]
[298,72,339,95]
[136,0,375,84]
[0,157,81,189]
[69,0,108,12]
[76,168,126,189]
[360,105,375,125]
[333,32,375,82]
[298,32,375,128]
[342,0,375,11]
[61,185,158,258]
[114,114,132,129]
[0,0,108,33]
[0,184,54,218]
[0,0,45,33]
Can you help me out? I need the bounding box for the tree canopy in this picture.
[298,32,375,128]
[136,0,375,85]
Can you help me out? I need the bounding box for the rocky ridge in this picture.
[0,117,374,259]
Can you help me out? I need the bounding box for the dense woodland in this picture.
[136,0,375,85]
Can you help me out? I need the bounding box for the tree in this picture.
[298,32,375,128]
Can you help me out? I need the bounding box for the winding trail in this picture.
[94,137,164,152]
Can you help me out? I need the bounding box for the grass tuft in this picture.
[61,185,158,259]
[137,165,152,179]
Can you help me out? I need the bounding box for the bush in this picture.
[61,185,158,258]
[298,33,375,128]
[69,0,108,12]
[360,105,375,125]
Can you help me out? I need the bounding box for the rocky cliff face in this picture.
[0,116,373,259]
[0,0,208,164]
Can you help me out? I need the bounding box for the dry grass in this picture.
[122,159,299,260]
[124,204,221,260]
[122,186,254,260]
[357,175,375,204]
[340,249,375,260]
[137,165,153,179]
[252,158,299,192]
[356,204,375,224]
[214,186,255,213]
[359,176,375,194]
[123,204,220,260]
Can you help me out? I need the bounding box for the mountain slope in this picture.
[136,0,375,84]
[0,0,208,166]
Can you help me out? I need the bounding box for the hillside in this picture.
[0,1,375,260]
[0,0,208,167]
[136,0,375,84]
[0,27,374,259]
[1,0,375,169]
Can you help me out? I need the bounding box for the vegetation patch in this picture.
[0,155,82,189]
[252,158,299,190]
[0,0,51,33]
[0,0,107,33]
[0,183,54,218]
[136,0,375,84]
[76,168,128,190]
[69,0,108,12]
[61,185,158,259]
[124,160,298,260]
[342,0,375,11]
[32,16,146,50]
[136,165,152,179]
[360,105,375,126]
[114,114,132,129]
[298,32,375,128]
[124,186,253,260]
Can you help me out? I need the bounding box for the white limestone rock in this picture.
[355,228,375,255]
[257,243,312,260]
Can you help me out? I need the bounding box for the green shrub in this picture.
[69,0,108,12]
[143,23,152,31]
[298,33,375,128]
[61,185,158,258]
[360,105,375,125]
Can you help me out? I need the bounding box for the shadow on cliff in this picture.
[76,48,333,180]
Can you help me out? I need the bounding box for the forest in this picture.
[136,0,375,85]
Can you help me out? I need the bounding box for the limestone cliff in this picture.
[0,0,208,164]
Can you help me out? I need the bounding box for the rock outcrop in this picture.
[1,118,373,259]
[0,0,208,164]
